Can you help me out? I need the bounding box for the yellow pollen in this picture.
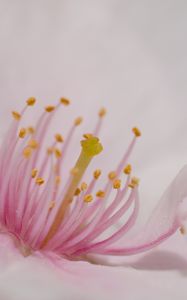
[12,111,21,121]
[26,97,36,106]
[55,134,64,143]
[36,177,45,185]
[180,226,186,235]
[31,169,38,178]
[84,194,93,203]
[93,169,102,179]
[28,139,38,149]
[23,147,32,158]
[45,106,55,113]
[55,176,61,185]
[96,190,105,198]
[81,182,88,191]
[128,177,140,189]
[113,179,121,189]
[132,127,141,137]
[83,133,93,139]
[54,148,62,158]
[47,147,54,155]
[74,188,81,196]
[49,201,56,211]
[99,108,107,118]
[19,128,27,139]
[28,127,35,134]
[60,98,70,106]
[108,171,117,180]
[74,117,83,126]
[124,164,132,175]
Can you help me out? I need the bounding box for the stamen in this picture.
[81,182,88,191]
[74,188,81,196]
[128,177,140,188]
[74,117,83,126]
[45,106,55,113]
[26,97,36,106]
[132,127,141,137]
[83,133,93,139]
[47,147,54,155]
[99,108,107,118]
[96,190,105,198]
[93,169,102,180]
[12,111,21,121]
[180,226,186,235]
[36,177,45,186]
[54,148,62,158]
[49,201,56,211]
[124,164,132,175]
[108,171,117,180]
[28,139,38,149]
[41,136,103,247]
[60,98,71,106]
[23,147,32,158]
[19,128,27,139]
[113,179,121,189]
[84,194,93,203]
[31,169,38,178]
[28,127,35,134]
[55,134,64,143]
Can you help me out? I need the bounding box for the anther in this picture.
[60,98,70,106]
[113,179,121,189]
[55,134,64,143]
[132,127,141,137]
[31,169,38,178]
[83,133,93,139]
[96,190,105,198]
[74,188,81,196]
[23,147,32,159]
[54,148,62,158]
[28,139,38,149]
[36,177,45,185]
[93,169,102,180]
[108,171,117,180]
[128,177,140,188]
[99,108,107,118]
[45,106,55,113]
[81,182,87,191]
[19,128,27,139]
[26,97,36,106]
[12,111,21,121]
[124,164,132,175]
[74,117,83,126]
[28,127,35,134]
[180,226,186,235]
[84,194,93,203]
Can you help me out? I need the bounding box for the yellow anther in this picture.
[74,117,83,126]
[84,194,93,203]
[124,164,132,175]
[28,139,38,149]
[93,169,102,180]
[23,147,32,158]
[54,148,62,158]
[96,190,105,198]
[99,108,107,118]
[180,226,186,235]
[19,128,27,139]
[81,182,88,191]
[12,111,21,121]
[108,171,117,180]
[74,188,81,196]
[70,167,79,176]
[128,177,140,189]
[36,177,45,185]
[47,147,54,155]
[55,176,61,185]
[83,133,93,139]
[28,127,35,134]
[132,127,141,137]
[113,179,121,189]
[45,106,55,112]
[55,134,64,143]
[81,136,103,157]
[60,98,70,106]
[49,201,56,211]
[26,97,36,106]
[31,169,38,178]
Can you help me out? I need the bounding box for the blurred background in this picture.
[0,0,187,217]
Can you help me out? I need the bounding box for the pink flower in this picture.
[1,97,186,264]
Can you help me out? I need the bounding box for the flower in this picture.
[0,97,187,264]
